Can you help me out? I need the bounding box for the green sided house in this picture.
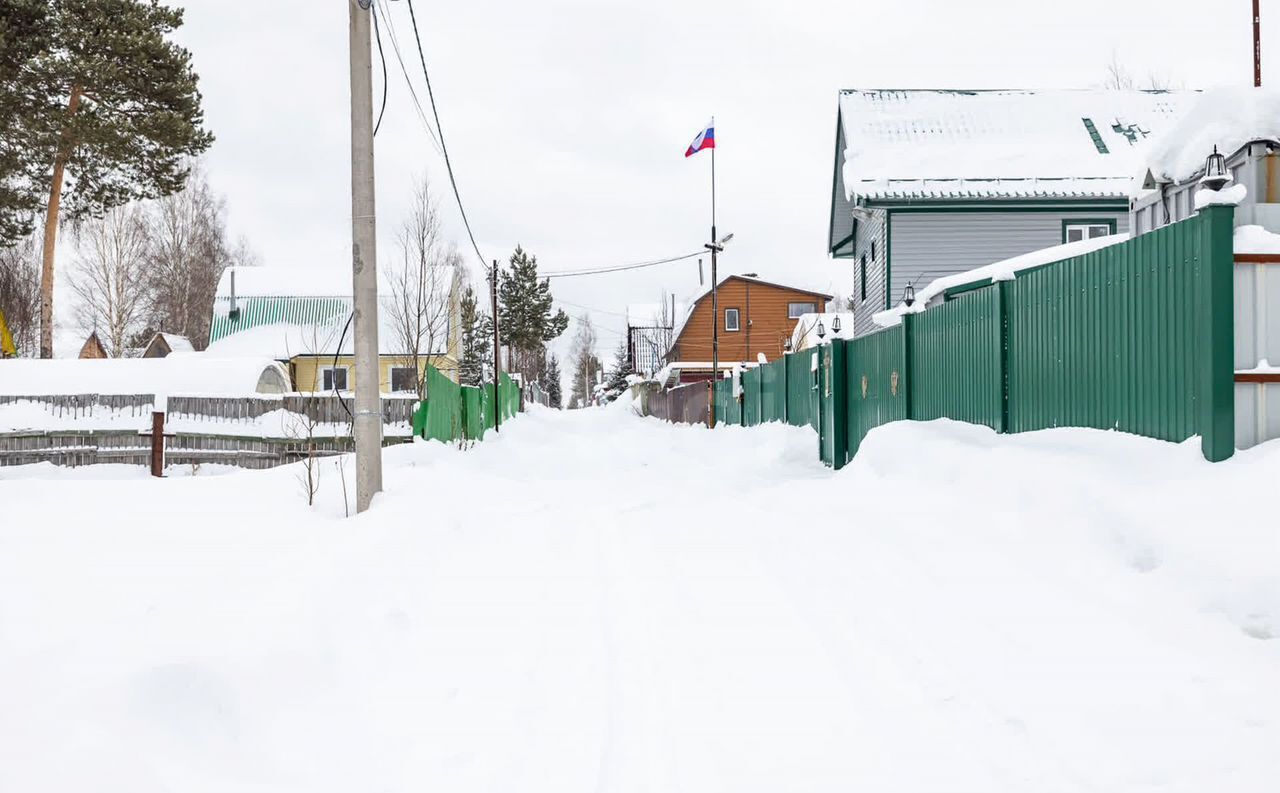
[828,88,1198,336]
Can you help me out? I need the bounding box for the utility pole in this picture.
[491,260,502,432]
[1255,0,1263,87]
[706,131,720,429]
[349,0,381,512]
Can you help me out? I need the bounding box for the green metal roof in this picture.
[207,296,351,344]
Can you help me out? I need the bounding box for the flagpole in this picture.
[709,117,719,428]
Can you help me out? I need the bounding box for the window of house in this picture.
[724,308,740,332]
[1064,222,1114,243]
[859,255,867,301]
[787,301,816,319]
[390,366,418,393]
[321,366,349,391]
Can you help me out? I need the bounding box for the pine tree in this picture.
[540,352,563,408]
[497,246,569,384]
[457,284,488,386]
[6,0,214,357]
[602,337,633,402]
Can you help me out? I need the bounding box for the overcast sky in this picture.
[172,0,1272,361]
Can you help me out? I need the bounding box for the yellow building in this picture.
[206,265,463,394]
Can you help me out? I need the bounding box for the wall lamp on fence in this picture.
[784,338,793,352]
[903,282,916,307]
[1200,146,1232,191]
[832,315,842,335]
[816,320,826,340]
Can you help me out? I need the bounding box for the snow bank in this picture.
[1236,224,1280,253]
[874,233,1128,327]
[1140,86,1280,185]
[1,410,1277,792]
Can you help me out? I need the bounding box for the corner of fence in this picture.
[1199,203,1235,462]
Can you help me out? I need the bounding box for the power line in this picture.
[404,0,488,270]
[375,0,442,154]
[542,250,704,279]
[371,2,388,136]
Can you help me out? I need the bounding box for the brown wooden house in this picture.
[666,276,831,383]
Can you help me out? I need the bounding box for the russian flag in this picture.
[685,121,715,157]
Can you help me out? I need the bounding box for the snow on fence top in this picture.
[0,357,290,397]
[1137,86,1280,188]
[872,233,1129,328]
[838,89,1197,201]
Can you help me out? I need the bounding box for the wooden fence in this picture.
[0,393,419,471]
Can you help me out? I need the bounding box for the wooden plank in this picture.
[1235,372,1280,383]
[1234,253,1280,264]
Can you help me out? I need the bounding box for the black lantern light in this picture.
[816,320,826,340]
[903,282,916,307]
[1200,146,1232,192]
[784,337,793,353]
[832,315,842,334]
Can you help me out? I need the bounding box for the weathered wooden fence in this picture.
[0,393,419,470]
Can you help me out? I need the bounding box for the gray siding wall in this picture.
[848,209,888,337]
[887,209,1130,308]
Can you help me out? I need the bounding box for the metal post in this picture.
[1200,204,1236,462]
[491,260,502,431]
[349,0,382,512]
[708,139,719,429]
[150,410,165,477]
[1255,0,1263,87]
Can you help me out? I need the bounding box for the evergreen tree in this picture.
[0,1,53,244]
[5,0,214,357]
[497,245,569,384]
[602,337,633,401]
[540,352,563,408]
[457,284,488,386]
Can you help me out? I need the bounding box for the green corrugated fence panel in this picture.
[909,287,1004,430]
[845,324,907,456]
[422,366,462,443]
[760,358,787,422]
[742,367,763,426]
[785,349,818,429]
[1005,216,1203,441]
[462,386,484,440]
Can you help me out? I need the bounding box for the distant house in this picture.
[77,331,109,360]
[664,275,831,384]
[141,332,195,359]
[829,88,1197,336]
[206,266,462,393]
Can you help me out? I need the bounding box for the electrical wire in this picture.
[404,0,488,271]
[542,250,705,279]
[371,2,388,137]
[375,0,443,154]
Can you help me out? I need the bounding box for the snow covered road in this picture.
[2,405,1278,792]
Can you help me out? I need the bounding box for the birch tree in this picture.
[70,203,150,356]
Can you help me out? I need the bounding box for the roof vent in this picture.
[1082,118,1110,154]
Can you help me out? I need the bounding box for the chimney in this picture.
[229,269,240,321]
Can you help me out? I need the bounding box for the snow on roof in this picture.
[838,89,1197,201]
[153,333,194,354]
[206,294,452,359]
[873,232,1129,328]
[1139,86,1280,187]
[0,356,289,396]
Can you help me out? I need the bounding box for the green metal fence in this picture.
[411,368,522,444]
[845,323,907,459]
[786,348,818,430]
[677,205,1237,467]
[909,285,1004,431]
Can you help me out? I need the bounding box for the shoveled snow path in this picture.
[1,405,1278,792]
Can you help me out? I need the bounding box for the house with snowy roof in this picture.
[205,266,462,393]
[829,88,1198,336]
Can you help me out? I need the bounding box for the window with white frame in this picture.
[1064,222,1113,244]
[390,366,418,393]
[724,308,740,331]
[787,301,816,319]
[321,366,349,391]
